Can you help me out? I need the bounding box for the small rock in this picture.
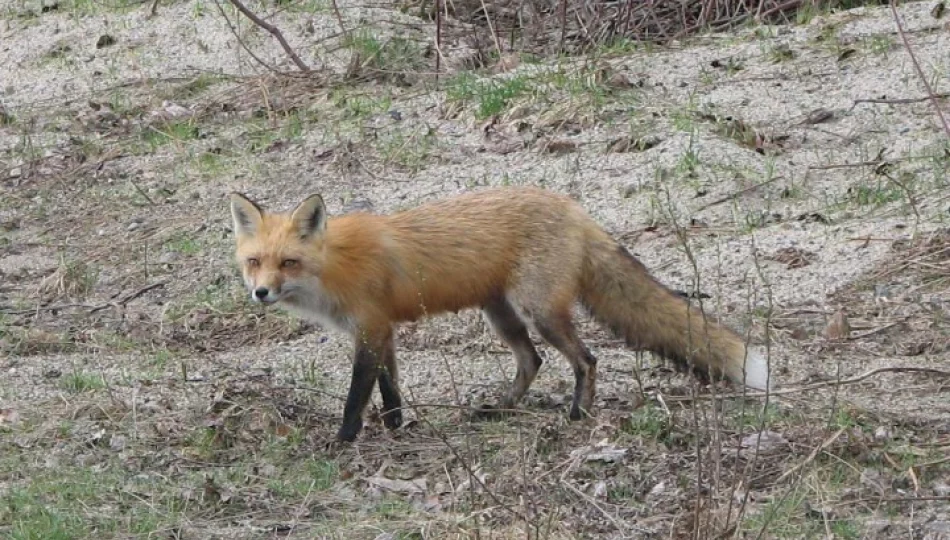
[9,167,21,178]
[648,481,666,497]
[159,252,179,264]
[873,426,890,442]
[127,222,140,231]
[543,139,577,154]
[592,480,608,499]
[109,434,127,452]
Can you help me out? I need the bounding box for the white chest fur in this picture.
[279,283,353,335]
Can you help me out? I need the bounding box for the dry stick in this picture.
[693,175,784,213]
[891,1,950,139]
[836,495,950,507]
[851,93,950,110]
[403,388,530,526]
[775,427,847,485]
[213,0,287,75]
[225,0,311,73]
[807,159,884,171]
[329,0,349,42]
[663,366,950,403]
[434,0,442,80]
[559,478,631,538]
[88,281,169,314]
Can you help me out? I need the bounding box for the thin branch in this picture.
[851,92,950,110]
[224,0,311,73]
[775,427,846,484]
[213,0,287,75]
[329,0,350,43]
[693,175,784,213]
[88,281,169,314]
[890,1,950,139]
[663,366,950,403]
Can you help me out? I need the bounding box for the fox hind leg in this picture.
[530,310,598,421]
[481,295,544,415]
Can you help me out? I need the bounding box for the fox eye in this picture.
[281,259,299,269]
[246,258,260,267]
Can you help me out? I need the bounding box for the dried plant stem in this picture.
[225,0,311,73]
[890,1,950,139]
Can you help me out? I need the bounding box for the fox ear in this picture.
[230,192,263,237]
[290,194,327,237]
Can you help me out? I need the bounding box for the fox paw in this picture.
[381,408,403,430]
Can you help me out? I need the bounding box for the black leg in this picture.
[337,328,389,442]
[533,313,598,420]
[377,336,403,430]
[482,296,544,412]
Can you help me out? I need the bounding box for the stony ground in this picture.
[1,0,949,538]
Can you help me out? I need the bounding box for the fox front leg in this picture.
[337,327,392,442]
[376,334,403,430]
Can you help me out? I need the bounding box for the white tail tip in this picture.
[741,348,772,391]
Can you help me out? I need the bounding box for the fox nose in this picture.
[254,287,269,300]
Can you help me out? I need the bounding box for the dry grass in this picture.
[1,0,949,538]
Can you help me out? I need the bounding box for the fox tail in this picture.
[579,234,770,391]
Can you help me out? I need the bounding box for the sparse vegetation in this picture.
[1,1,948,538]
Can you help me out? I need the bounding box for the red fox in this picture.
[229,187,770,442]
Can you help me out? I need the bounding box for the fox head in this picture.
[229,192,328,305]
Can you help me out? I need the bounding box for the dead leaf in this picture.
[481,116,498,136]
[837,48,858,62]
[932,1,945,19]
[804,108,834,124]
[767,247,817,269]
[824,309,851,340]
[366,460,427,496]
[367,475,427,495]
[569,438,627,463]
[543,139,577,154]
[96,34,116,49]
[491,53,521,74]
[606,135,662,153]
[0,408,20,426]
[605,71,638,89]
[422,494,443,513]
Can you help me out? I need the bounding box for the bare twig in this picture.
[89,281,169,314]
[774,427,847,484]
[213,0,287,75]
[890,1,950,139]
[222,0,311,73]
[664,366,950,403]
[693,175,784,213]
[128,177,156,206]
[329,0,350,42]
[851,93,950,110]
